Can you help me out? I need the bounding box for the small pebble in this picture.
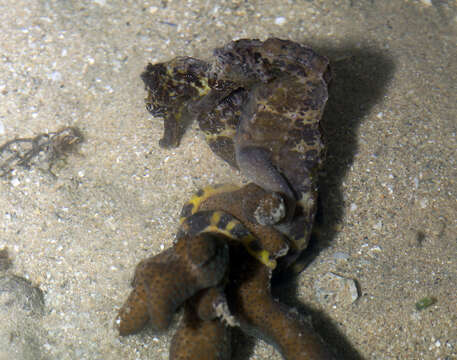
[0,120,4,135]
[332,252,349,261]
[420,0,432,6]
[419,198,428,208]
[48,71,62,82]
[373,221,382,230]
[11,178,20,187]
[274,17,286,26]
[314,272,359,306]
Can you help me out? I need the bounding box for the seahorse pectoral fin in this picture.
[236,145,296,217]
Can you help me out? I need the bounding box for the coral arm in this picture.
[117,233,229,335]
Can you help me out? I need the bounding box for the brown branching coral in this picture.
[117,184,335,359]
[117,233,229,335]
[170,287,232,360]
[227,246,335,360]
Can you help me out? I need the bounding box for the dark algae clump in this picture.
[0,126,83,178]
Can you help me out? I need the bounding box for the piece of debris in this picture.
[0,248,12,271]
[415,296,437,311]
[0,126,83,178]
[314,272,359,306]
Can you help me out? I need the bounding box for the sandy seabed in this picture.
[0,1,455,359]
